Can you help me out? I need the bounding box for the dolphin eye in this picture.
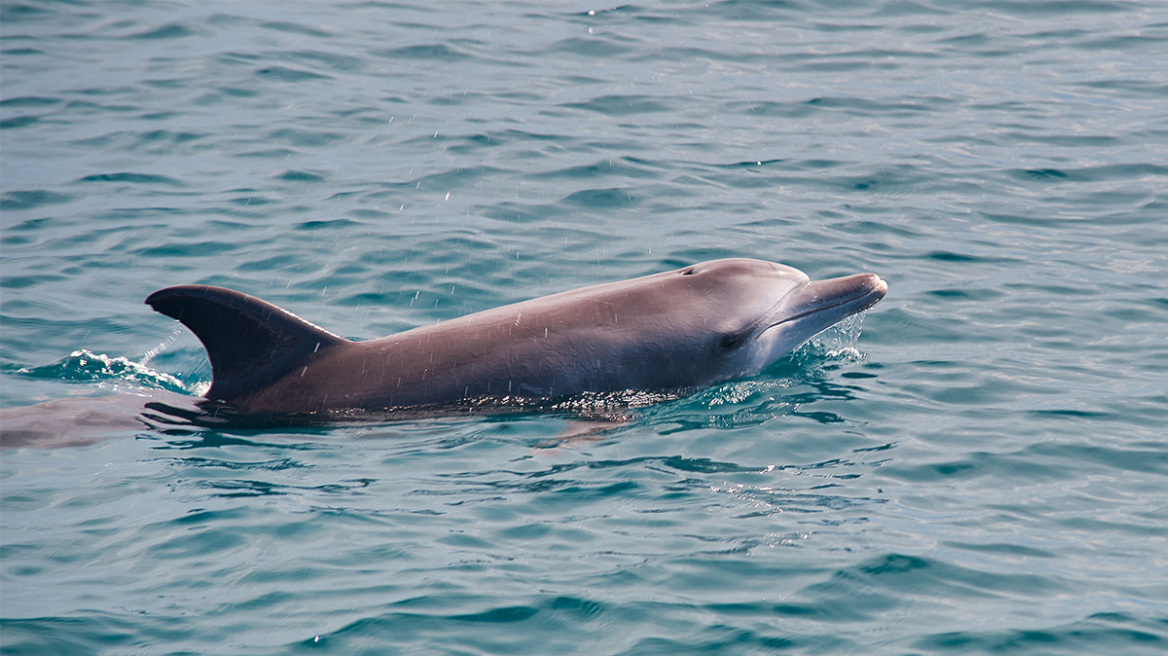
[718,332,746,353]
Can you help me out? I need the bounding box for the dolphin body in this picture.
[146,258,887,416]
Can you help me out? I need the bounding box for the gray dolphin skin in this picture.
[146,258,887,415]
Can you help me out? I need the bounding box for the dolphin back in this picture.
[146,285,348,404]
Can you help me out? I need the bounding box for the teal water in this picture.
[2,0,1167,654]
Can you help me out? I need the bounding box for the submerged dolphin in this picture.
[146,258,886,415]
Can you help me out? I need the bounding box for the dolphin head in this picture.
[657,258,888,384]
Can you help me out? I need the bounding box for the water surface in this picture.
[2,1,1167,654]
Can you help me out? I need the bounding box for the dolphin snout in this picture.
[775,272,887,327]
[857,273,889,304]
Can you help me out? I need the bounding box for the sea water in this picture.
[2,1,1166,654]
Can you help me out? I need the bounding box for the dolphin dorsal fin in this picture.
[146,285,348,403]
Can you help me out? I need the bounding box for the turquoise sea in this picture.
[2,1,1167,654]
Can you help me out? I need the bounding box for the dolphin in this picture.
[146,258,886,416]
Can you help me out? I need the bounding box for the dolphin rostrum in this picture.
[146,258,887,415]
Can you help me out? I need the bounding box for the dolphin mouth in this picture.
[767,273,888,330]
